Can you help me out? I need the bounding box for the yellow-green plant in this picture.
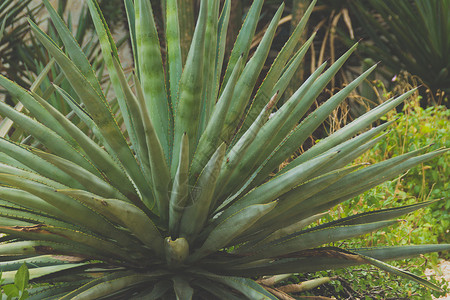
[0,0,448,298]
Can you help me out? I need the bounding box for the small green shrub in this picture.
[1,264,30,300]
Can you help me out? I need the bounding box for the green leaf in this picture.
[0,174,139,248]
[58,189,164,257]
[135,0,170,159]
[219,0,264,92]
[189,202,277,262]
[124,0,139,76]
[0,262,87,285]
[220,4,285,144]
[29,19,154,210]
[169,133,189,236]
[220,61,328,197]
[179,143,226,242]
[190,55,244,180]
[213,92,279,206]
[357,253,444,292]
[0,74,75,144]
[215,150,339,223]
[193,279,246,300]
[199,0,220,133]
[172,276,194,300]
[32,149,128,201]
[192,270,277,300]
[0,99,99,176]
[132,72,171,221]
[165,0,182,108]
[111,56,149,177]
[60,271,169,300]
[172,0,208,174]
[0,138,83,189]
[239,0,317,135]
[14,264,29,292]
[0,255,83,272]
[85,0,139,157]
[240,220,397,261]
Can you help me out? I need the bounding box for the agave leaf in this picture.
[220,62,328,198]
[0,216,33,227]
[124,0,138,75]
[135,0,170,159]
[354,244,450,260]
[213,93,279,206]
[0,240,97,258]
[169,133,189,236]
[251,43,360,160]
[233,213,328,255]
[296,148,448,219]
[266,33,317,110]
[241,220,397,261]
[179,143,226,242]
[0,174,139,248]
[224,245,450,276]
[0,100,99,176]
[190,202,277,262]
[32,144,127,202]
[165,0,182,107]
[220,4,284,144]
[191,270,277,300]
[131,71,171,222]
[111,57,150,178]
[0,204,82,231]
[325,199,440,226]
[219,0,264,92]
[172,276,194,300]
[41,0,102,95]
[0,75,75,144]
[0,264,87,285]
[28,19,154,210]
[52,85,113,153]
[269,63,378,159]
[29,91,139,201]
[247,199,439,254]
[214,150,339,224]
[0,187,68,221]
[0,225,131,261]
[256,165,365,230]
[132,280,172,300]
[199,0,220,132]
[57,189,164,257]
[85,0,139,154]
[172,0,208,174]
[211,0,231,105]
[316,131,390,175]
[0,256,84,275]
[356,253,443,292]
[190,55,244,180]
[240,0,317,135]
[60,271,168,300]
[0,162,67,189]
[0,137,84,189]
[193,279,246,300]
[279,88,417,175]
[28,282,89,300]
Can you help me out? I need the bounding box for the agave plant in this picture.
[348,0,450,102]
[0,0,448,298]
